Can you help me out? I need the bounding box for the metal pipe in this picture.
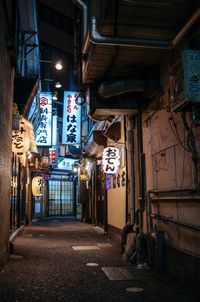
[172,6,200,46]
[90,16,171,49]
[150,213,200,232]
[73,0,88,42]
[87,7,200,51]
[149,188,198,194]
[150,196,200,202]
[126,116,135,225]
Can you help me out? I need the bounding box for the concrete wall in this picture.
[0,1,14,267]
[142,54,200,284]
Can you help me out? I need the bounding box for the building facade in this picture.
[74,0,200,285]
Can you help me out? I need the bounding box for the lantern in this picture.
[32,176,45,196]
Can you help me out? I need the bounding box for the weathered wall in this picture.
[107,118,126,231]
[0,1,14,267]
[142,54,200,284]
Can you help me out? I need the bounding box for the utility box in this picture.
[170,49,200,111]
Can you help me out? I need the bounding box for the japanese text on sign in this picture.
[102,147,120,174]
[62,91,81,145]
[36,93,52,146]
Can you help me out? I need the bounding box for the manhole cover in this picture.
[126,287,144,293]
[86,263,99,266]
[101,267,135,280]
[72,246,100,250]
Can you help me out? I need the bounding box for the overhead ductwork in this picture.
[98,78,146,98]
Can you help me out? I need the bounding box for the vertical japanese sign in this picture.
[12,119,30,155]
[49,148,56,165]
[102,147,120,174]
[62,91,81,145]
[36,92,52,146]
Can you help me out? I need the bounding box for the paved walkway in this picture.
[0,218,199,302]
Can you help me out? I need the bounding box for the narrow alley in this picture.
[0,218,199,302]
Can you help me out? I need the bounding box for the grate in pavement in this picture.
[97,243,112,248]
[72,245,100,250]
[101,267,135,280]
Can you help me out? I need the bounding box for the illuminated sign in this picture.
[36,92,52,146]
[49,148,56,165]
[62,91,81,145]
[58,158,77,170]
[102,147,120,174]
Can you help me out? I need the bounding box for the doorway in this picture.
[48,178,76,216]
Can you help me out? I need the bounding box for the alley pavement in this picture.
[0,218,199,302]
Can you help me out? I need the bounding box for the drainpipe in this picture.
[137,110,146,231]
[126,116,135,225]
[73,0,88,42]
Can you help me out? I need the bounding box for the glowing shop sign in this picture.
[32,176,45,196]
[102,147,120,174]
[36,92,52,146]
[62,91,81,145]
[58,158,77,170]
[49,148,56,165]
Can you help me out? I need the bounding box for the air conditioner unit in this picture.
[170,49,200,111]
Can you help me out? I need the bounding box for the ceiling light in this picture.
[55,60,63,70]
[55,82,62,88]
[52,92,58,100]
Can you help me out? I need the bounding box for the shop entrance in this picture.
[48,178,76,216]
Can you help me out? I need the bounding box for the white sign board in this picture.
[62,91,81,145]
[36,92,52,146]
[102,147,120,174]
[58,158,77,170]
